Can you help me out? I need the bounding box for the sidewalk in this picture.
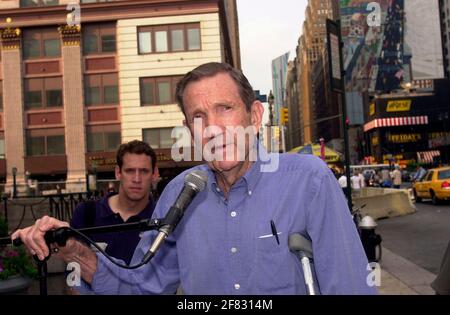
[378,247,436,295]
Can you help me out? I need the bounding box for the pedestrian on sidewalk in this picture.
[338,172,348,197]
[391,166,402,189]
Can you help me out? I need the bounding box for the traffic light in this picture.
[280,107,289,125]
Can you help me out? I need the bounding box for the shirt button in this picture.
[230,211,237,217]
[231,247,237,253]
[215,187,220,192]
[234,284,240,290]
[248,190,252,196]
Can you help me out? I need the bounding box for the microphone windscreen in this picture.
[185,170,208,192]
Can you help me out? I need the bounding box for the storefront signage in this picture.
[383,154,404,161]
[386,100,411,112]
[388,133,421,143]
[89,156,116,167]
[371,136,379,146]
[156,152,173,162]
[369,103,375,116]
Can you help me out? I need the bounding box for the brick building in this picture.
[0,0,240,193]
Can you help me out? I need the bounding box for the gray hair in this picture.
[175,62,256,116]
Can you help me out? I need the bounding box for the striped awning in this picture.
[364,116,428,132]
[417,150,440,164]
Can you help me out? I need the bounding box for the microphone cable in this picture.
[56,226,153,269]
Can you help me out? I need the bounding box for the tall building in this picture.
[0,0,240,194]
[341,0,446,164]
[285,60,300,149]
[271,52,290,127]
[440,0,450,77]
[288,0,335,148]
[310,44,341,148]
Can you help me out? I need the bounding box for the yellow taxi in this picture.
[413,166,450,205]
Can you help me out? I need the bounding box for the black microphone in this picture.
[142,170,208,263]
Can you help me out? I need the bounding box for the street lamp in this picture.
[268,91,274,127]
[12,167,17,198]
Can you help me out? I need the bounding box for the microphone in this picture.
[142,170,208,263]
[288,233,317,295]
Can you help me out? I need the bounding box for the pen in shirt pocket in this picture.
[270,220,280,245]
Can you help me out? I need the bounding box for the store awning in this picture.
[289,144,342,163]
[417,150,440,164]
[364,116,428,132]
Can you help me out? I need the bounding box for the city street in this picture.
[2,0,450,297]
[377,200,450,274]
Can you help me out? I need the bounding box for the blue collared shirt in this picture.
[89,148,377,295]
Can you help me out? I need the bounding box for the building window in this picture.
[138,23,201,54]
[20,0,59,7]
[26,131,65,156]
[23,28,61,60]
[84,73,119,106]
[140,76,182,106]
[83,23,116,55]
[87,131,121,152]
[24,77,63,109]
[143,127,188,149]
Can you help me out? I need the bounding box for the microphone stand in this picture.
[0,218,164,295]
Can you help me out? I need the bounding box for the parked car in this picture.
[413,167,450,205]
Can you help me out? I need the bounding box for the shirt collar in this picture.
[98,192,155,220]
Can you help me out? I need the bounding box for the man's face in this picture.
[183,72,263,173]
[115,153,153,202]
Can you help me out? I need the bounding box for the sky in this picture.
[237,0,308,97]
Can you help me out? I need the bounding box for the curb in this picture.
[380,246,436,295]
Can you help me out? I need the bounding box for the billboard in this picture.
[340,0,444,94]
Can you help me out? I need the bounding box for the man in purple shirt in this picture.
[70,140,156,265]
[13,63,376,295]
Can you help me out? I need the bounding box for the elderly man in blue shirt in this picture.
[13,62,376,295]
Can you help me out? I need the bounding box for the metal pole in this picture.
[2,194,8,227]
[281,125,287,153]
[341,93,353,210]
[335,20,353,210]
[12,167,17,199]
[445,112,449,164]
[36,259,48,296]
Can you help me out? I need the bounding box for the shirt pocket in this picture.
[254,235,302,294]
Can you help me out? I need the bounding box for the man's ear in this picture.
[250,101,264,129]
[115,165,121,180]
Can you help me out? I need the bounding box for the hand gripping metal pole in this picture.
[289,233,316,295]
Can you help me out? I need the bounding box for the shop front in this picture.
[363,79,450,166]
